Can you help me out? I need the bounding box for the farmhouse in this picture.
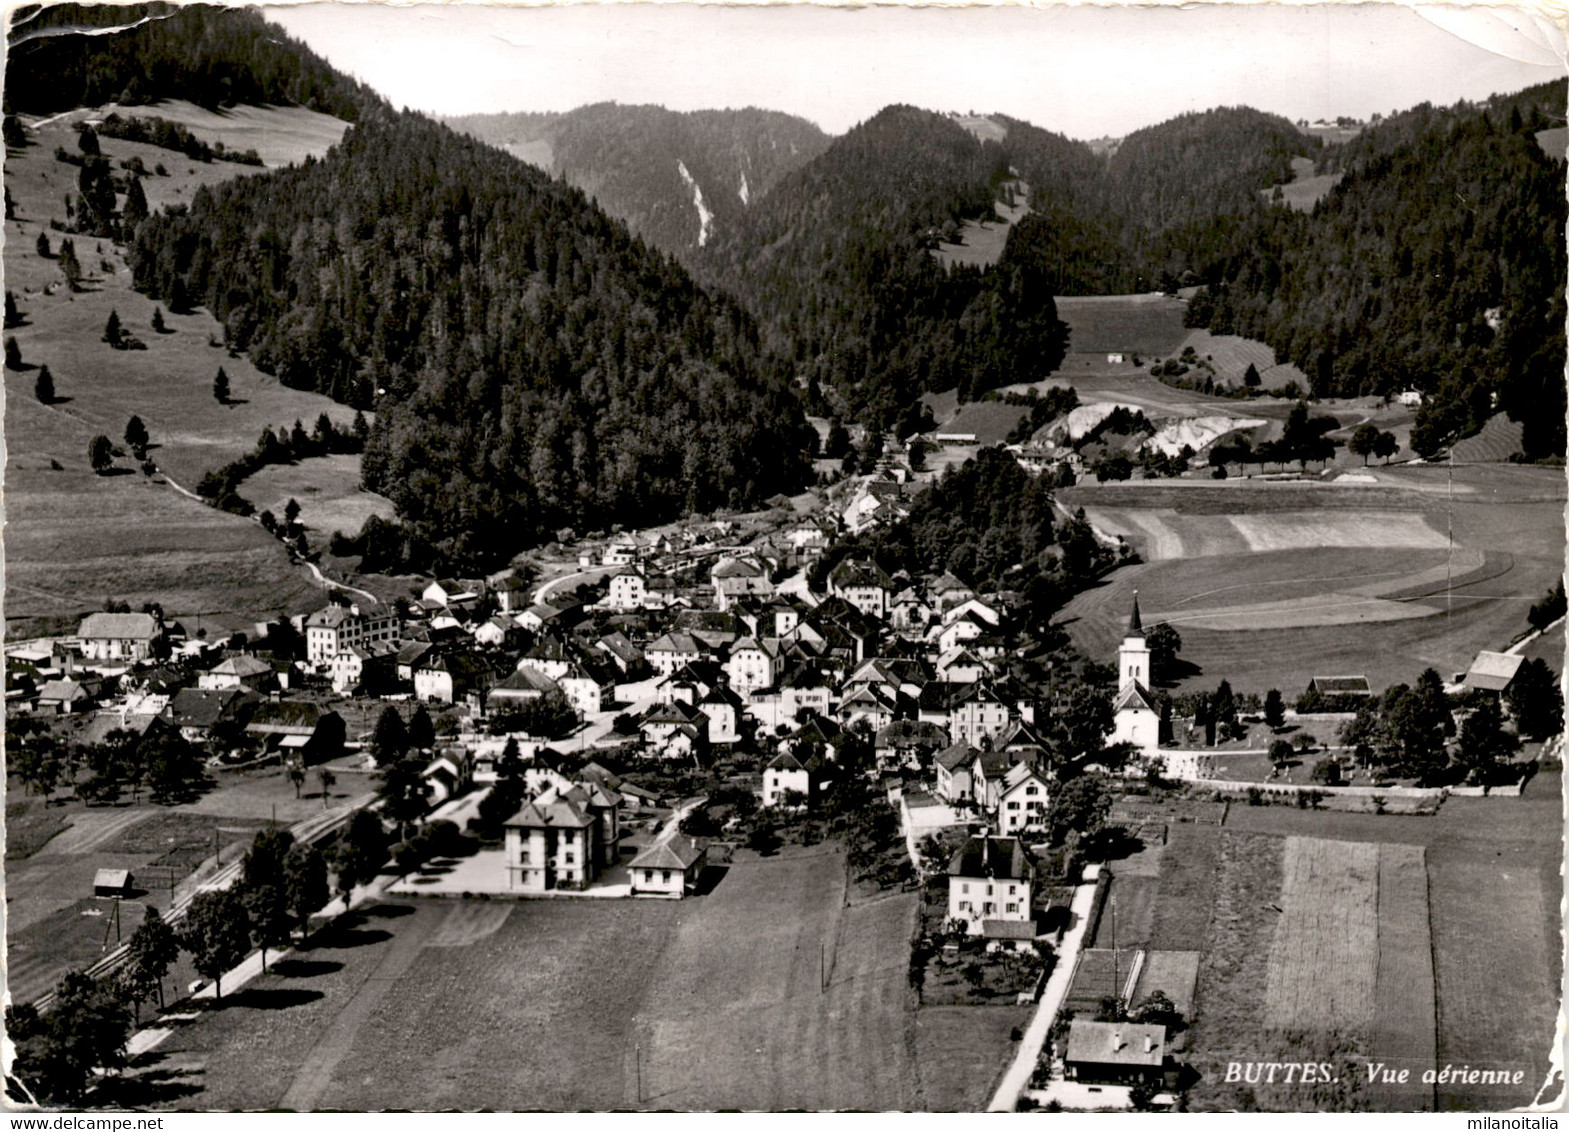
[1460,650,1525,694]
[78,611,165,662]
[1062,1020,1167,1086]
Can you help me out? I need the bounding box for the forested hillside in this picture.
[5,2,381,121]
[130,111,812,569]
[699,105,1070,422]
[446,103,830,259]
[1186,81,1567,458]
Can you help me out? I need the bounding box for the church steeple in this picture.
[1127,590,1144,639]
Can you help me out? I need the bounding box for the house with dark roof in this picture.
[503,782,619,892]
[762,751,814,808]
[163,687,255,742]
[827,557,893,620]
[946,834,1038,937]
[630,833,707,898]
[647,631,704,677]
[246,702,343,764]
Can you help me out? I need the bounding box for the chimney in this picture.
[1144,1035,1155,1054]
[1112,1031,1124,1051]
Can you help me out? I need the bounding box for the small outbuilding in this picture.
[93,868,134,898]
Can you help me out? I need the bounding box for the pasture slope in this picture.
[147,847,1020,1111]
[4,106,378,634]
[1056,465,1565,696]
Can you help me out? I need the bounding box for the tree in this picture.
[242,827,296,892]
[123,906,181,1015]
[1348,423,1380,465]
[284,497,302,526]
[377,757,431,841]
[334,810,389,907]
[57,238,82,290]
[1506,658,1564,741]
[1528,580,1565,632]
[182,888,252,1000]
[961,961,987,995]
[5,289,23,327]
[34,364,54,404]
[1243,362,1261,388]
[1145,622,1182,685]
[1045,773,1112,847]
[1052,684,1114,771]
[16,970,131,1104]
[317,766,336,808]
[370,704,408,764]
[408,706,436,751]
[36,230,51,258]
[284,843,330,934]
[5,335,22,370]
[102,309,122,346]
[123,176,149,226]
[287,761,306,798]
[1264,688,1285,730]
[746,822,782,856]
[246,882,293,969]
[1455,696,1519,783]
[1132,988,1183,1030]
[89,434,114,474]
[1268,738,1295,769]
[77,123,101,156]
[1372,429,1399,464]
[213,366,230,403]
[124,414,149,456]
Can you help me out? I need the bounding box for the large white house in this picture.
[946,835,1037,937]
[304,603,399,665]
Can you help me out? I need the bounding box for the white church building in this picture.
[1110,593,1161,753]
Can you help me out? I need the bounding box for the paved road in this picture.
[987,870,1100,1112]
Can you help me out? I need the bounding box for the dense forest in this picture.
[699,105,1071,422]
[131,111,812,569]
[446,103,830,260]
[1184,82,1567,458]
[4,2,382,121]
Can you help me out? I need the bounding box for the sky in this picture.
[263,2,1566,139]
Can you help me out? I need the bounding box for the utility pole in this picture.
[1446,457,1454,622]
[635,1043,642,1106]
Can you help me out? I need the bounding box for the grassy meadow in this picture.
[4,106,365,633]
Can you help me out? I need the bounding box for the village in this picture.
[7,443,1559,1111]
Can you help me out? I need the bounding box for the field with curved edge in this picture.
[1056,464,1564,695]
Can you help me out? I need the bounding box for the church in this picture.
[1110,593,1161,753]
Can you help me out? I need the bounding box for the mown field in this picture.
[4,108,363,634]
[1215,779,1562,1111]
[1057,465,1564,696]
[142,847,1021,1111]
[240,454,394,545]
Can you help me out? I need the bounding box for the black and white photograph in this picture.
[1,0,1565,1114]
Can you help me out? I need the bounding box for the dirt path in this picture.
[276,902,447,1110]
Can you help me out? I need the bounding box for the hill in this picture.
[1187,80,1567,459]
[131,110,813,571]
[445,103,830,262]
[5,2,382,121]
[700,104,1068,421]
